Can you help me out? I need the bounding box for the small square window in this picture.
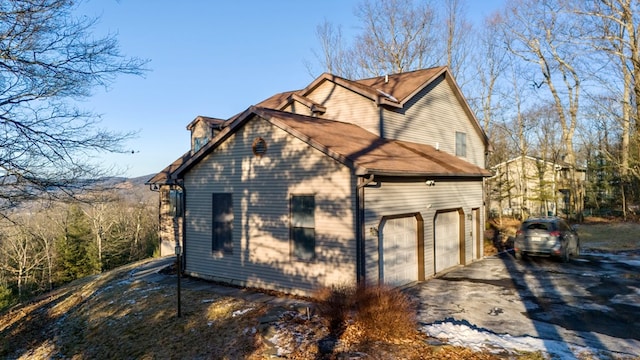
[194,136,208,153]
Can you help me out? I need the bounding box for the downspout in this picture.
[356,174,375,285]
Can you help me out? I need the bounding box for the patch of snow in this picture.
[201,299,216,303]
[573,302,613,312]
[139,286,162,293]
[619,259,640,267]
[232,307,254,317]
[116,279,132,287]
[422,320,596,359]
[611,287,640,306]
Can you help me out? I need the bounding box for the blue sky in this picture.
[77,1,504,178]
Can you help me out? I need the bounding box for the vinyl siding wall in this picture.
[363,178,484,283]
[303,81,381,135]
[283,101,313,117]
[381,75,486,168]
[183,116,357,295]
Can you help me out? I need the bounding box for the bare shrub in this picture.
[352,284,417,343]
[313,284,417,345]
[314,284,355,330]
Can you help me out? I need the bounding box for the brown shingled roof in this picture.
[354,67,446,104]
[255,108,489,177]
[256,90,298,109]
[153,66,490,182]
[186,116,226,131]
[145,151,191,185]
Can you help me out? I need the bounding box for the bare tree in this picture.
[574,0,640,218]
[474,13,509,133]
[442,0,474,85]
[311,0,439,78]
[0,215,48,298]
[498,0,586,219]
[352,0,439,76]
[0,0,147,211]
[307,20,356,79]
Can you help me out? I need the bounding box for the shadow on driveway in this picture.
[406,251,640,358]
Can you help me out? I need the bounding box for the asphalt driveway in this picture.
[405,251,640,358]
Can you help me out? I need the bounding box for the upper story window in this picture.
[194,136,208,153]
[455,131,467,157]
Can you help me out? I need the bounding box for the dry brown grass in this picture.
[484,217,522,255]
[1,265,512,360]
[484,216,640,255]
[0,258,268,359]
[578,219,640,251]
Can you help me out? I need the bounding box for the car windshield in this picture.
[524,222,551,231]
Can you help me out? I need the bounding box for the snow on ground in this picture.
[421,320,634,359]
[410,252,640,359]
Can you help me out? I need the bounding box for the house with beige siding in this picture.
[147,67,492,295]
[488,156,586,219]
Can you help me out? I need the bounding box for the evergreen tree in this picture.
[55,205,99,283]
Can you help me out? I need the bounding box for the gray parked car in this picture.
[514,217,580,262]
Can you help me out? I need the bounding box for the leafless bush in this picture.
[314,284,418,345]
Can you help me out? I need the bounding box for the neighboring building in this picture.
[147,67,492,295]
[488,156,586,219]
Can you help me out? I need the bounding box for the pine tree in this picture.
[55,205,99,284]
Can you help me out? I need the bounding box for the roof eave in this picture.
[357,169,492,178]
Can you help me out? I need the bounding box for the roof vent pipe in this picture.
[385,74,388,83]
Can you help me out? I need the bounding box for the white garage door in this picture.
[435,211,460,273]
[380,216,418,286]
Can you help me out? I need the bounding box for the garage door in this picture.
[379,216,418,286]
[435,211,460,273]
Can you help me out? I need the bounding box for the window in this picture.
[212,193,233,253]
[455,131,467,157]
[169,189,183,217]
[194,136,208,153]
[291,195,315,261]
